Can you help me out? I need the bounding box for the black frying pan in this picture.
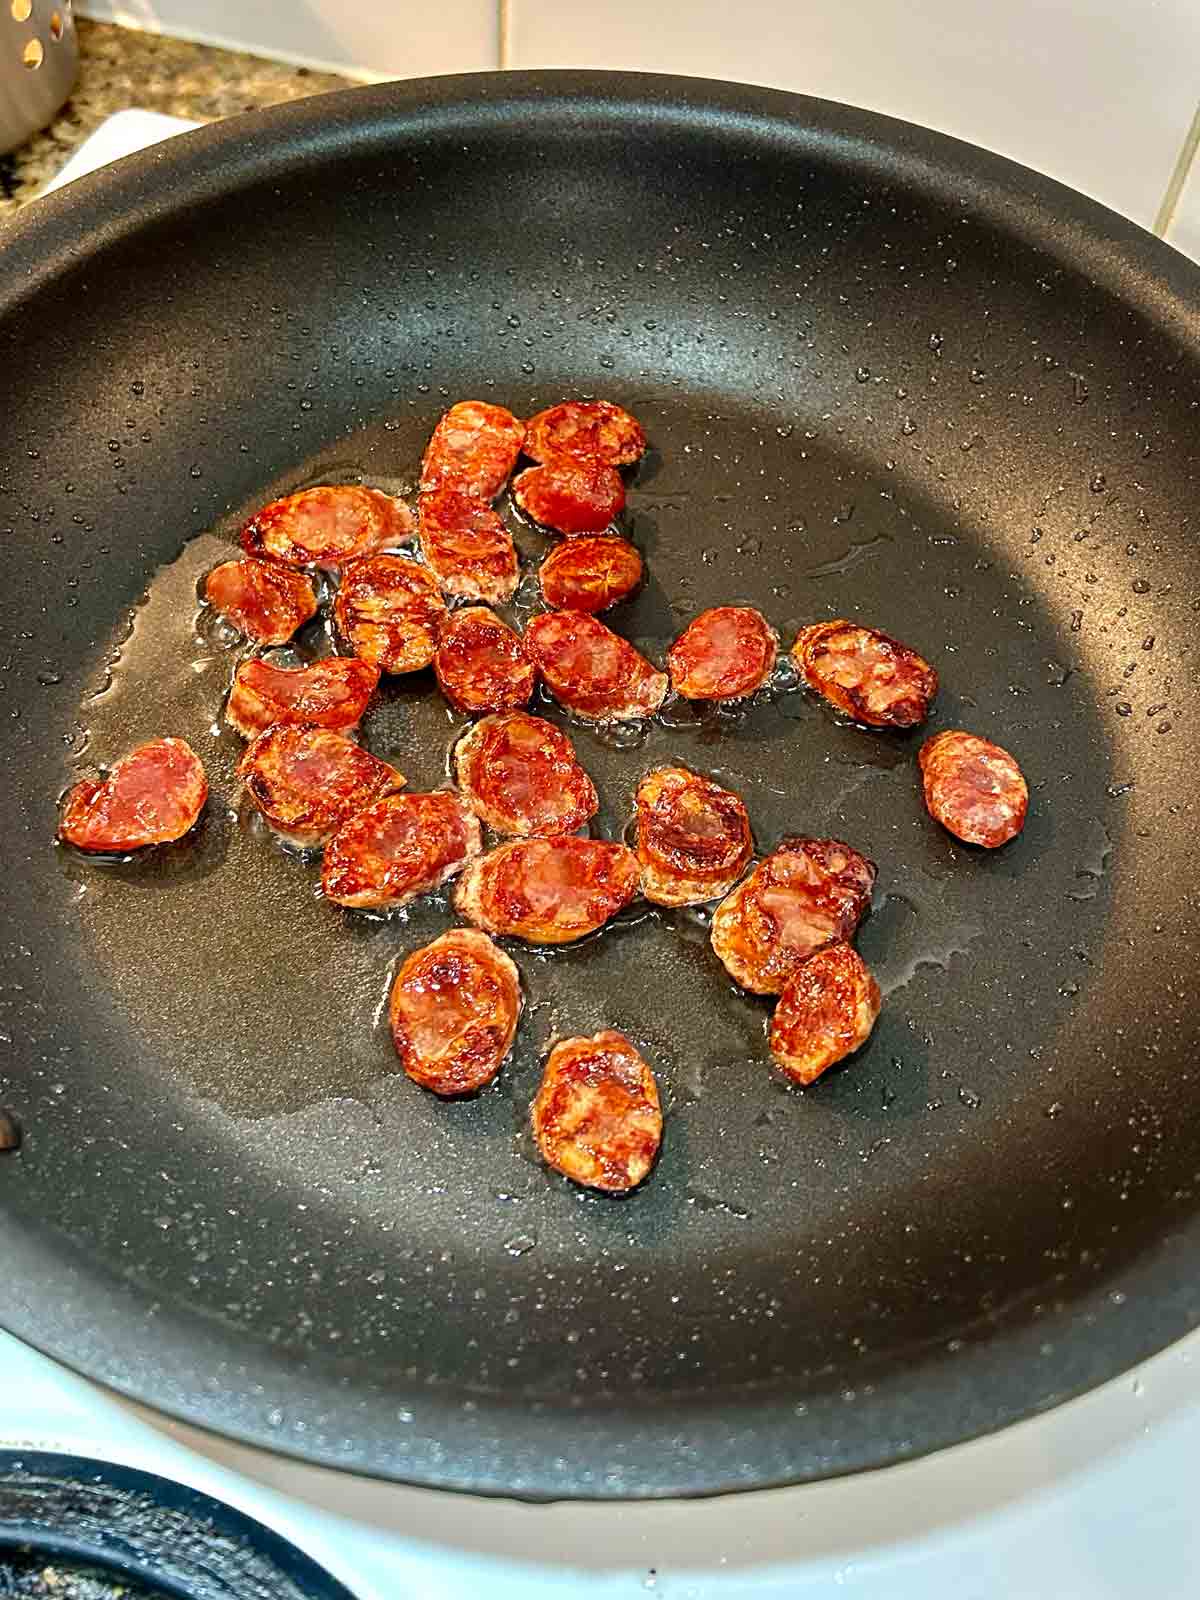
[0,74,1198,1500]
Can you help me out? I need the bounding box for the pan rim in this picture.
[2,69,1200,1500]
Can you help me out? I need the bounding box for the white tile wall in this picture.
[79,2,1200,248]
[507,0,1200,233]
[1165,113,1200,262]
[78,0,499,80]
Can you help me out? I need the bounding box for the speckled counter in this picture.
[0,18,353,217]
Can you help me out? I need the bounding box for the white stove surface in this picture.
[5,1323,1200,1598]
[11,112,1200,1600]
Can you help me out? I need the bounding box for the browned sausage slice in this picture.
[434,607,535,715]
[538,535,643,613]
[668,606,778,701]
[523,401,646,467]
[531,1030,662,1192]
[769,943,881,1084]
[420,401,525,500]
[333,555,447,674]
[792,619,937,728]
[524,610,667,722]
[241,485,411,569]
[512,460,625,535]
[454,836,640,944]
[58,738,207,854]
[454,711,598,837]
[322,790,481,908]
[418,488,519,605]
[238,722,405,849]
[710,836,877,994]
[919,730,1029,847]
[390,928,522,1096]
[635,766,753,906]
[226,655,380,740]
[204,558,317,645]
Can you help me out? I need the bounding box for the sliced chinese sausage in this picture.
[538,535,643,613]
[418,488,519,605]
[769,944,881,1086]
[204,558,317,645]
[512,459,625,535]
[240,485,411,569]
[524,610,668,722]
[792,619,937,728]
[710,836,877,995]
[226,655,379,740]
[390,928,521,1097]
[238,722,405,849]
[531,1031,662,1193]
[322,790,481,909]
[333,555,446,674]
[635,766,753,907]
[454,836,640,944]
[668,606,778,701]
[455,711,598,837]
[58,738,207,854]
[420,401,525,500]
[434,607,535,715]
[919,729,1028,848]
[523,400,647,467]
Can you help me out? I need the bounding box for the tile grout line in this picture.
[1152,97,1200,238]
[497,0,512,70]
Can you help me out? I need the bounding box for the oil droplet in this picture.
[36,669,62,686]
[1070,610,1083,633]
[1131,578,1150,594]
[854,365,871,383]
[1115,702,1133,717]
[958,1086,981,1109]
[900,417,917,436]
[1045,1102,1064,1119]
[969,366,987,384]
[504,1234,536,1257]
[1089,473,1107,493]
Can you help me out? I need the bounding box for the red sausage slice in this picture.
[512,460,625,535]
[322,790,481,908]
[420,401,525,500]
[454,711,598,837]
[531,1030,662,1193]
[418,488,519,605]
[523,400,647,467]
[390,928,522,1096]
[58,738,207,854]
[792,619,938,728]
[454,836,640,944]
[668,606,778,701]
[434,607,535,715]
[919,730,1029,848]
[635,766,753,907]
[226,655,380,740]
[710,836,877,994]
[241,485,411,569]
[769,944,881,1085]
[238,722,405,849]
[524,610,668,722]
[538,535,643,613]
[204,558,317,645]
[333,555,447,674]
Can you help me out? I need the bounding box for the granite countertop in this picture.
[0,18,354,217]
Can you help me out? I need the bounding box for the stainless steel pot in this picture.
[1,0,77,155]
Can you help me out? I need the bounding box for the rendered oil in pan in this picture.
[1,77,1196,1497]
[58,399,1110,1254]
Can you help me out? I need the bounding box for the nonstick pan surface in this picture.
[0,74,1198,1499]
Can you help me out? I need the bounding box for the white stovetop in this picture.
[11,114,1200,1600]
